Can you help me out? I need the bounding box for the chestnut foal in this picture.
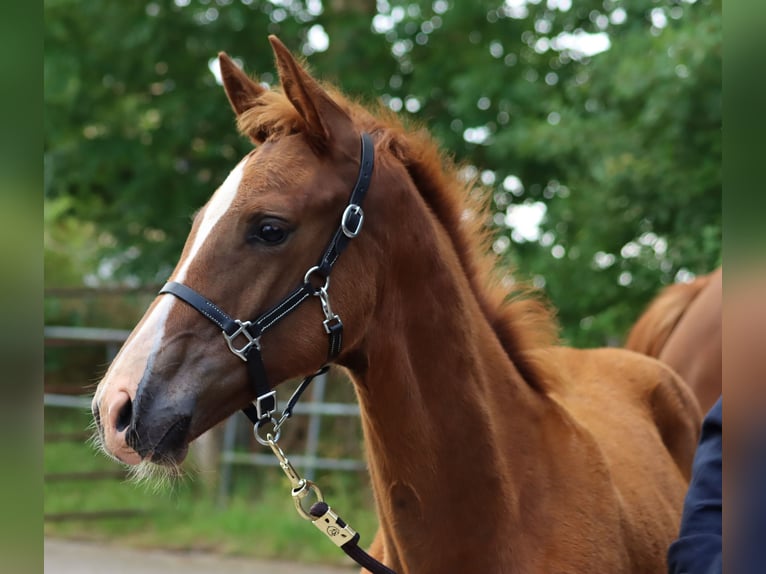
[92,36,701,573]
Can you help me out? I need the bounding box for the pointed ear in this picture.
[219,52,270,143]
[268,35,356,154]
[219,52,266,115]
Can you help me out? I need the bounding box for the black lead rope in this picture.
[159,133,396,574]
[310,502,397,574]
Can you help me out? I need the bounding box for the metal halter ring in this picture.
[254,417,281,446]
[303,265,330,295]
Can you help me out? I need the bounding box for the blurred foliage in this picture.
[44,0,721,346]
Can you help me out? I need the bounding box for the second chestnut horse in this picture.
[626,267,722,414]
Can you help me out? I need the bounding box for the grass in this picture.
[44,406,378,565]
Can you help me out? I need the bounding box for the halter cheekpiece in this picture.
[159,132,374,425]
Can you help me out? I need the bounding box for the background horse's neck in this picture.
[339,178,555,572]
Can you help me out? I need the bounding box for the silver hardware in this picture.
[341,204,364,238]
[266,434,307,493]
[222,320,260,361]
[254,416,281,445]
[310,504,358,547]
[304,265,330,293]
[255,410,292,444]
[323,316,343,334]
[316,285,342,333]
[255,390,278,422]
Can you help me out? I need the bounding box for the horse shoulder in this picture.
[518,346,701,570]
[535,346,702,480]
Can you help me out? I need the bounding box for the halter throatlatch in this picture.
[158,133,397,574]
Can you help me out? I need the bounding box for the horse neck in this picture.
[341,185,555,571]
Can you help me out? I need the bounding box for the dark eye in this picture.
[247,219,290,246]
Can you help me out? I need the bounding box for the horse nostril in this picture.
[115,396,133,432]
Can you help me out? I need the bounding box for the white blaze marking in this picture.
[97,157,249,400]
[174,157,248,282]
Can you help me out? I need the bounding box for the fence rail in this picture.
[44,325,132,343]
[44,324,366,506]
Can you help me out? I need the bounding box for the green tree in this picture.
[375,0,721,345]
[44,0,720,346]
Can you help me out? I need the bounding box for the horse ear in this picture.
[219,52,265,114]
[219,52,268,143]
[268,35,355,154]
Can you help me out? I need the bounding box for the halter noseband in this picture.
[159,132,374,424]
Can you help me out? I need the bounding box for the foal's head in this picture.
[92,37,382,469]
[92,36,555,473]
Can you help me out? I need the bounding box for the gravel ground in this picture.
[44,538,356,574]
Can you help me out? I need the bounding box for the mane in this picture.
[238,83,559,393]
[625,273,713,356]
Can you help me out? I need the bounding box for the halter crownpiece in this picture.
[158,131,374,423]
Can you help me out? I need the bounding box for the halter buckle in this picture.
[341,204,364,238]
[255,390,278,421]
[223,320,261,361]
[323,316,343,334]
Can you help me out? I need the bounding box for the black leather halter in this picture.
[159,132,374,424]
[159,132,396,574]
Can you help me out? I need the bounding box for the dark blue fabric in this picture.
[667,397,722,574]
[730,410,766,574]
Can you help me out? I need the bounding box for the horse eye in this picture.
[247,220,289,246]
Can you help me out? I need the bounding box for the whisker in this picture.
[126,457,188,493]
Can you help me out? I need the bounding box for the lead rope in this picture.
[254,420,396,574]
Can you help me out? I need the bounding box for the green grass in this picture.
[44,406,378,565]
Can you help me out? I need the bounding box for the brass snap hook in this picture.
[292,480,325,521]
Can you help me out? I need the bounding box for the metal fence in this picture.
[44,325,366,505]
